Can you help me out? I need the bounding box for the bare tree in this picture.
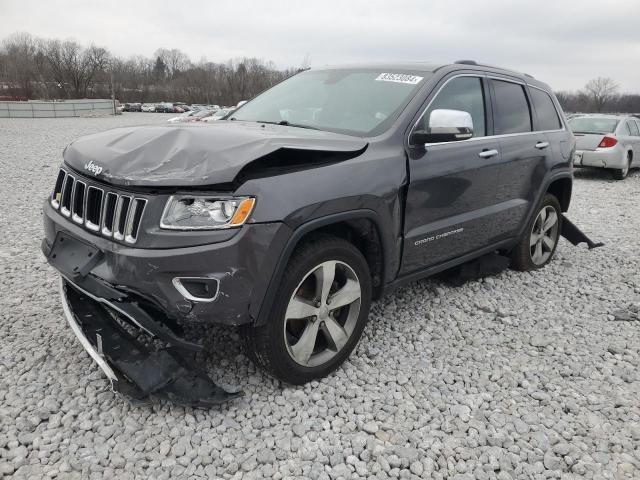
[0,31,294,104]
[584,77,619,112]
[2,32,37,98]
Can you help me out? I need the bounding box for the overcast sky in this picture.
[3,0,639,92]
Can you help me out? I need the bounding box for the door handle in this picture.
[478,149,498,158]
[535,141,550,149]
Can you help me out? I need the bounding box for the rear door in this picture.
[401,74,503,274]
[489,78,551,241]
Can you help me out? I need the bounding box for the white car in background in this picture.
[141,103,156,112]
[201,107,235,122]
[570,114,640,180]
[167,110,201,123]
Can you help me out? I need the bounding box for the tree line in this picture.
[0,32,300,106]
[1,31,639,113]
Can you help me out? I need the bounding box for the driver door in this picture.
[401,75,503,274]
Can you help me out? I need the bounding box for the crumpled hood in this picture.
[63,121,368,187]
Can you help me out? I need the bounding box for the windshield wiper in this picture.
[275,120,319,130]
[233,119,320,130]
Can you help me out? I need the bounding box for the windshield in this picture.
[231,69,430,136]
[569,117,619,134]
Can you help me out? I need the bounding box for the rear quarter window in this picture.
[530,88,562,131]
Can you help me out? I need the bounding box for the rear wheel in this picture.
[243,235,372,384]
[511,194,562,271]
[613,152,631,180]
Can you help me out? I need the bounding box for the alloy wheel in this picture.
[283,260,362,367]
[529,205,559,265]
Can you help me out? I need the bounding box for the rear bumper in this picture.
[574,147,625,169]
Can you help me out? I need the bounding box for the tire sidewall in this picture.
[523,194,562,270]
[266,241,372,382]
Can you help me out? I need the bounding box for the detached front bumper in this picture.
[59,277,240,405]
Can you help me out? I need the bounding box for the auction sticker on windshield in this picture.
[375,73,423,84]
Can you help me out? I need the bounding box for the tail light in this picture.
[598,136,618,148]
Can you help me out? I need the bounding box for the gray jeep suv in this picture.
[42,61,576,403]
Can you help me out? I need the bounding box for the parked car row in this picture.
[166,106,237,123]
[123,102,191,113]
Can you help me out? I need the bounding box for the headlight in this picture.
[160,196,255,230]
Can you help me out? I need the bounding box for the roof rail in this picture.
[453,60,535,79]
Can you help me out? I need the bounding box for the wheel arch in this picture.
[546,175,572,212]
[252,210,389,326]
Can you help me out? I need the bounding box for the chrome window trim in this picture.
[409,73,567,149]
[420,129,567,148]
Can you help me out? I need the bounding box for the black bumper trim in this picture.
[61,278,242,406]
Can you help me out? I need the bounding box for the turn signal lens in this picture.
[229,198,256,225]
[598,136,617,148]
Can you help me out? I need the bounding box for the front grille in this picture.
[51,169,147,244]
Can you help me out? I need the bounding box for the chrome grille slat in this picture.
[71,180,86,224]
[60,174,74,217]
[101,192,118,236]
[51,169,66,209]
[124,199,147,243]
[50,168,146,244]
[85,186,103,232]
[113,195,131,242]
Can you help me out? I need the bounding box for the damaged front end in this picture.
[46,230,242,406]
[59,278,241,406]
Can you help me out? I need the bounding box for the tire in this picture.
[511,193,562,271]
[243,235,372,385]
[613,153,631,180]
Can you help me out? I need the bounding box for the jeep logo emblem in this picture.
[84,160,103,176]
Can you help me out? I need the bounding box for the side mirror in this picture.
[410,109,474,145]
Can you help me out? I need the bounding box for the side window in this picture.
[419,76,486,137]
[627,120,639,136]
[530,88,562,131]
[492,80,532,135]
[634,120,640,136]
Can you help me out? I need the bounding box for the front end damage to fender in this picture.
[59,278,242,406]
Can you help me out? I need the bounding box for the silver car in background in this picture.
[569,114,640,180]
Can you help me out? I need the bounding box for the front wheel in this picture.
[511,193,562,271]
[243,235,372,385]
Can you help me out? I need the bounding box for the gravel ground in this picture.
[0,114,639,480]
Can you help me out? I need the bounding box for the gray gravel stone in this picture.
[1,116,638,479]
